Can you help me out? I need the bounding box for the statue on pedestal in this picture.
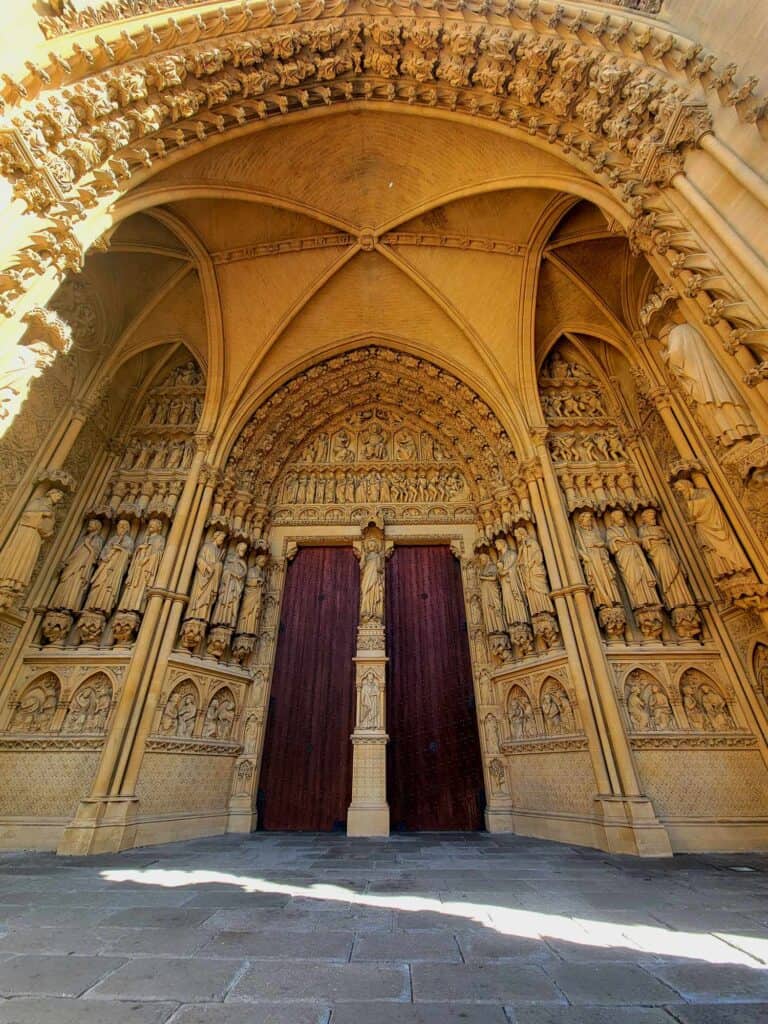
[212,542,249,628]
[49,518,103,613]
[0,488,65,609]
[85,519,134,615]
[660,321,758,447]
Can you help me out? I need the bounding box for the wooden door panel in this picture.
[386,545,484,831]
[259,546,358,831]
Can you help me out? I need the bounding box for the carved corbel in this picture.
[35,467,75,493]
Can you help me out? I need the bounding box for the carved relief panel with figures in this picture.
[540,344,703,646]
[39,359,204,651]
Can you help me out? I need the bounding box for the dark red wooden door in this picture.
[258,546,358,831]
[386,545,485,831]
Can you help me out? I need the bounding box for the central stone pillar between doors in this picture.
[347,518,391,837]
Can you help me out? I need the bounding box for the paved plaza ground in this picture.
[0,832,766,1021]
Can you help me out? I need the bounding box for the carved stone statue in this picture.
[0,488,64,609]
[63,677,111,733]
[202,696,221,737]
[359,670,380,729]
[648,683,674,730]
[573,510,621,609]
[49,519,103,613]
[672,478,751,579]
[212,542,249,628]
[236,553,269,636]
[494,535,528,626]
[186,530,227,621]
[118,518,165,614]
[203,692,236,739]
[660,321,758,447]
[161,687,198,738]
[700,683,735,731]
[637,509,693,610]
[10,676,59,733]
[626,681,650,730]
[513,527,554,617]
[477,550,506,635]
[358,536,385,625]
[604,510,660,609]
[85,519,134,615]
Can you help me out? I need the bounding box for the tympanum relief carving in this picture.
[274,411,471,524]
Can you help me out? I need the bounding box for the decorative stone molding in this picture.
[501,736,589,755]
[1,4,763,349]
[630,734,758,750]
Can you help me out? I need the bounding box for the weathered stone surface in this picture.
[541,962,682,1005]
[0,998,176,1023]
[86,957,240,1002]
[0,955,125,997]
[411,963,567,1004]
[229,962,410,1003]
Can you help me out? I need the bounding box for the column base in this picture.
[226,795,257,834]
[595,795,673,857]
[347,802,390,837]
[57,796,139,856]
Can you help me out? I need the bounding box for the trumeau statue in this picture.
[495,535,529,626]
[118,518,165,614]
[187,530,226,621]
[672,478,751,579]
[236,553,269,636]
[358,535,385,625]
[212,541,249,628]
[477,549,506,635]
[0,488,64,609]
[49,518,104,613]
[85,519,134,615]
[604,509,660,610]
[660,321,758,447]
[573,510,621,609]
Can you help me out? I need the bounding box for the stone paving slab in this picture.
[351,930,461,962]
[201,929,354,960]
[170,1005,329,1023]
[0,997,176,1023]
[0,832,766,1020]
[411,963,567,1004]
[0,954,126,997]
[648,962,768,1002]
[504,1010,675,1024]
[330,1004,508,1022]
[228,961,410,1002]
[666,1006,768,1022]
[86,957,241,1003]
[542,962,683,1005]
